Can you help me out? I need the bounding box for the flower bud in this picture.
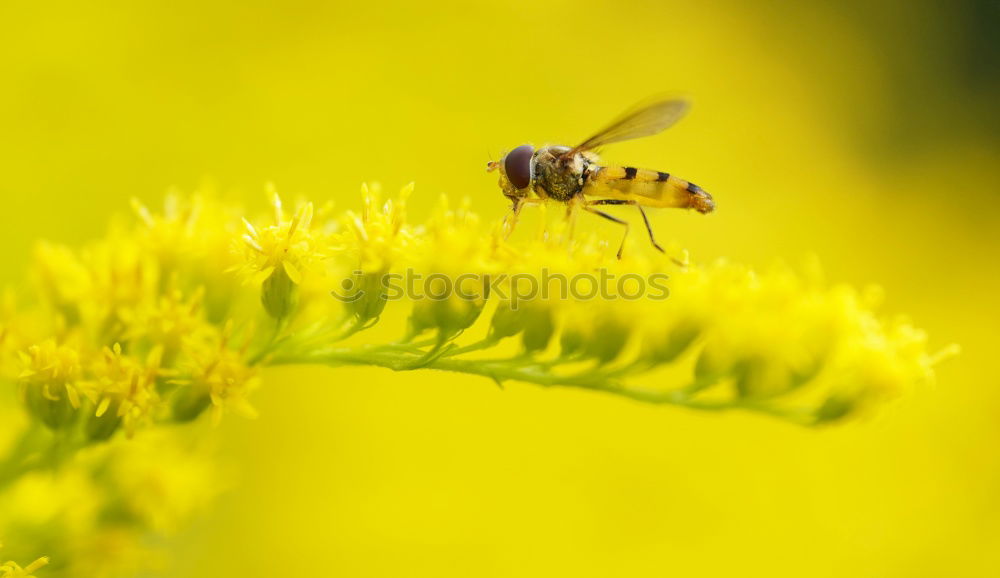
[171,382,212,422]
[408,272,488,339]
[409,294,485,340]
[408,298,437,337]
[489,299,524,341]
[261,265,299,320]
[733,356,793,398]
[644,320,701,363]
[22,381,77,430]
[346,270,389,324]
[694,342,735,382]
[521,304,555,353]
[560,325,586,357]
[814,392,857,423]
[583,314,631,364]
[85,399,123,441]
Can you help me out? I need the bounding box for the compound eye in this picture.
[504,145,534,189]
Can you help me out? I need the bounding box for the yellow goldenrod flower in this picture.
[132,194,245,323]
[405,195,496,341]
[240,191,320,283]
[84,233,163,343]
[170,327,259,424]
[336,183,414,325]
[130,194,205,280]
[85,343,165,439]
[16,341,85,430]
[238,188,329,320]
[119,288,211,365]
[341,182,413,273]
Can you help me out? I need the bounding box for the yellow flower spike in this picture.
[6,189,953,436]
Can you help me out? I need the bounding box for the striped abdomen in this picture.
[584,166,715,213]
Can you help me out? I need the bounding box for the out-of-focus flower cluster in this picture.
[0,428,218,577]
[0,185,954,576]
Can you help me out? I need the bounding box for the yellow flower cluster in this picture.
[0,184,955,576]
[1,186,954,431]
[1,196,259,440]
[273,186,953,425]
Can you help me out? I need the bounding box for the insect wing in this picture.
[564,97,690,157]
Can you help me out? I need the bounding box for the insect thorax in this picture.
[533,146,589,202]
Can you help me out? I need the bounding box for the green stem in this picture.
[439,337,498,358]
[269,344,815,423]
[247,317,288,366]
[248,315,374,366]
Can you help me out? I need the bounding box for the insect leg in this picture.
[587,199,673,261]
[588,199,634,206]
[503,198,543,240]
[636,205,665,254]
[583,204,630,260]
[564,196,584,242]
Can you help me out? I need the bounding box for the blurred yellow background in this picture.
[1,0,998,576]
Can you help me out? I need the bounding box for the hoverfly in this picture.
[487,97,715,259]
